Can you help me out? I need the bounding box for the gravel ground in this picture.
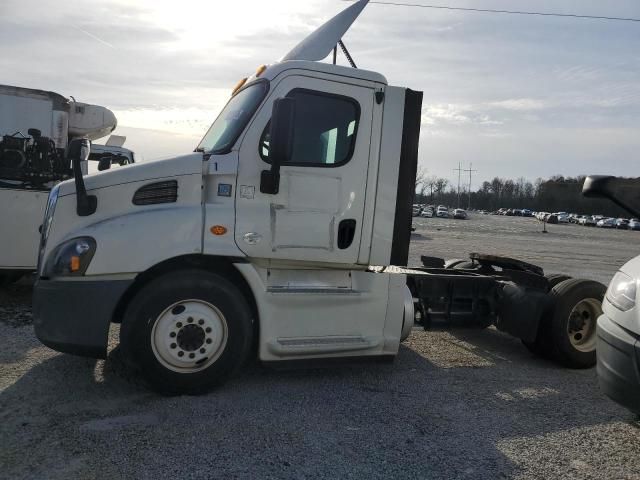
[1,215,639,479]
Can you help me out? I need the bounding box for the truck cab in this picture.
[33,0,422,394]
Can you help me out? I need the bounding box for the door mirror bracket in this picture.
[260,97,295,195]
[67,138,97,216]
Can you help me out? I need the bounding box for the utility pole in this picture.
[463,163,477,210]
[454,162,463,208]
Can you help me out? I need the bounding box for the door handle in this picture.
[337,219,357,249]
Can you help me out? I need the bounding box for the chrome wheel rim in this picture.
[567,298,602,353]
[151,299,228,373]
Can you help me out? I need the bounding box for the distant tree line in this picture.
[414,173,632,218]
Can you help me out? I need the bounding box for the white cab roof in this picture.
[260,60,387,85]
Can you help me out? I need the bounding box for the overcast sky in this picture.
[1,0,638,188]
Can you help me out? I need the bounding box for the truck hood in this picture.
[57,152,204,197]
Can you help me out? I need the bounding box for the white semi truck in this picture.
[33,0,606,395]
[0,85,134,283]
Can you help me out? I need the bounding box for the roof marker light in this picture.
[231,77,248,96]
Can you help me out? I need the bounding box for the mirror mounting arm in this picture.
[260,97,295,195]
[69,138,97,216]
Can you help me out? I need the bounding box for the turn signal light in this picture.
[255,65,267,77]
[210,225,227,236]
[70,256,81,272]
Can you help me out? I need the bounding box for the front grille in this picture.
[132,180,178,205]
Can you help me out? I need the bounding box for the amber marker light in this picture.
[255,65,267,77]
[231,77,248,96]
[210,225,228,236]
[70,256,81,272]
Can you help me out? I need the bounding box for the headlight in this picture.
[606,271,637,312]
[43,237,96,277]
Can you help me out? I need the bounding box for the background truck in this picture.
[33,0,605,395]
[0,85,134,283]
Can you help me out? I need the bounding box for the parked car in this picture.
[546,214,559,224]
[555,212,570,224]
[597,217,616,228]
[579,215,597,226]
[420,208,433,218]
[521,209,533,217]
[453,208,468,219]
[616,218,630,230]
[629,219,640,231]
[436,206,449,218]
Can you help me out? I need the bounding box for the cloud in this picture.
[1,0,639,184]
[422,104,502,127]
[490,98,547,111]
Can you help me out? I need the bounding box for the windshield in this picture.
[196,81,269,154]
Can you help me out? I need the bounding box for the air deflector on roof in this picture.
[281,0,368,63]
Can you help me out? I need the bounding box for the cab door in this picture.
[234,75,374,265]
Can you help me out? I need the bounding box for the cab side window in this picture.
[260,89,359,167]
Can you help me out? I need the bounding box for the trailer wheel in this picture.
[120,270,254,395]
[546,278,605,368]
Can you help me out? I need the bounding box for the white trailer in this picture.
[0,85,132,282]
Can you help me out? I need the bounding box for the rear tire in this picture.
[546,278,605,368]
[524,278,604,367]
[120,270,254,395]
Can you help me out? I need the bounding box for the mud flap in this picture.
[495,283,550,343]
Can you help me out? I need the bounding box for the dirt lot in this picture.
[1,215,639,480]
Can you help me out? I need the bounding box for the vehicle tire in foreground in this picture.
[545,278,605,368]
[120,270,254,395]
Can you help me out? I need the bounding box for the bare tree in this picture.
[415,166,427,193]
[434,178,449,200]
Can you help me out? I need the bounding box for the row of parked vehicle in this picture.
[493,208,534,217]
[534,211,640,229]
[412,204,468,219]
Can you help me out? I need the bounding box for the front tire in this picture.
[120,270,254,395]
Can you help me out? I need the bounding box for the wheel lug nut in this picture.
[170,343,177,349]
[170,332,176,338]
[176,322,182,328]
[205,327,212,333]
[200,348,205,354]
[206,338,212,344]
[188,317,193,323]
[178,351,184,357]
[189,353,195,359]
[198,319,204,325]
